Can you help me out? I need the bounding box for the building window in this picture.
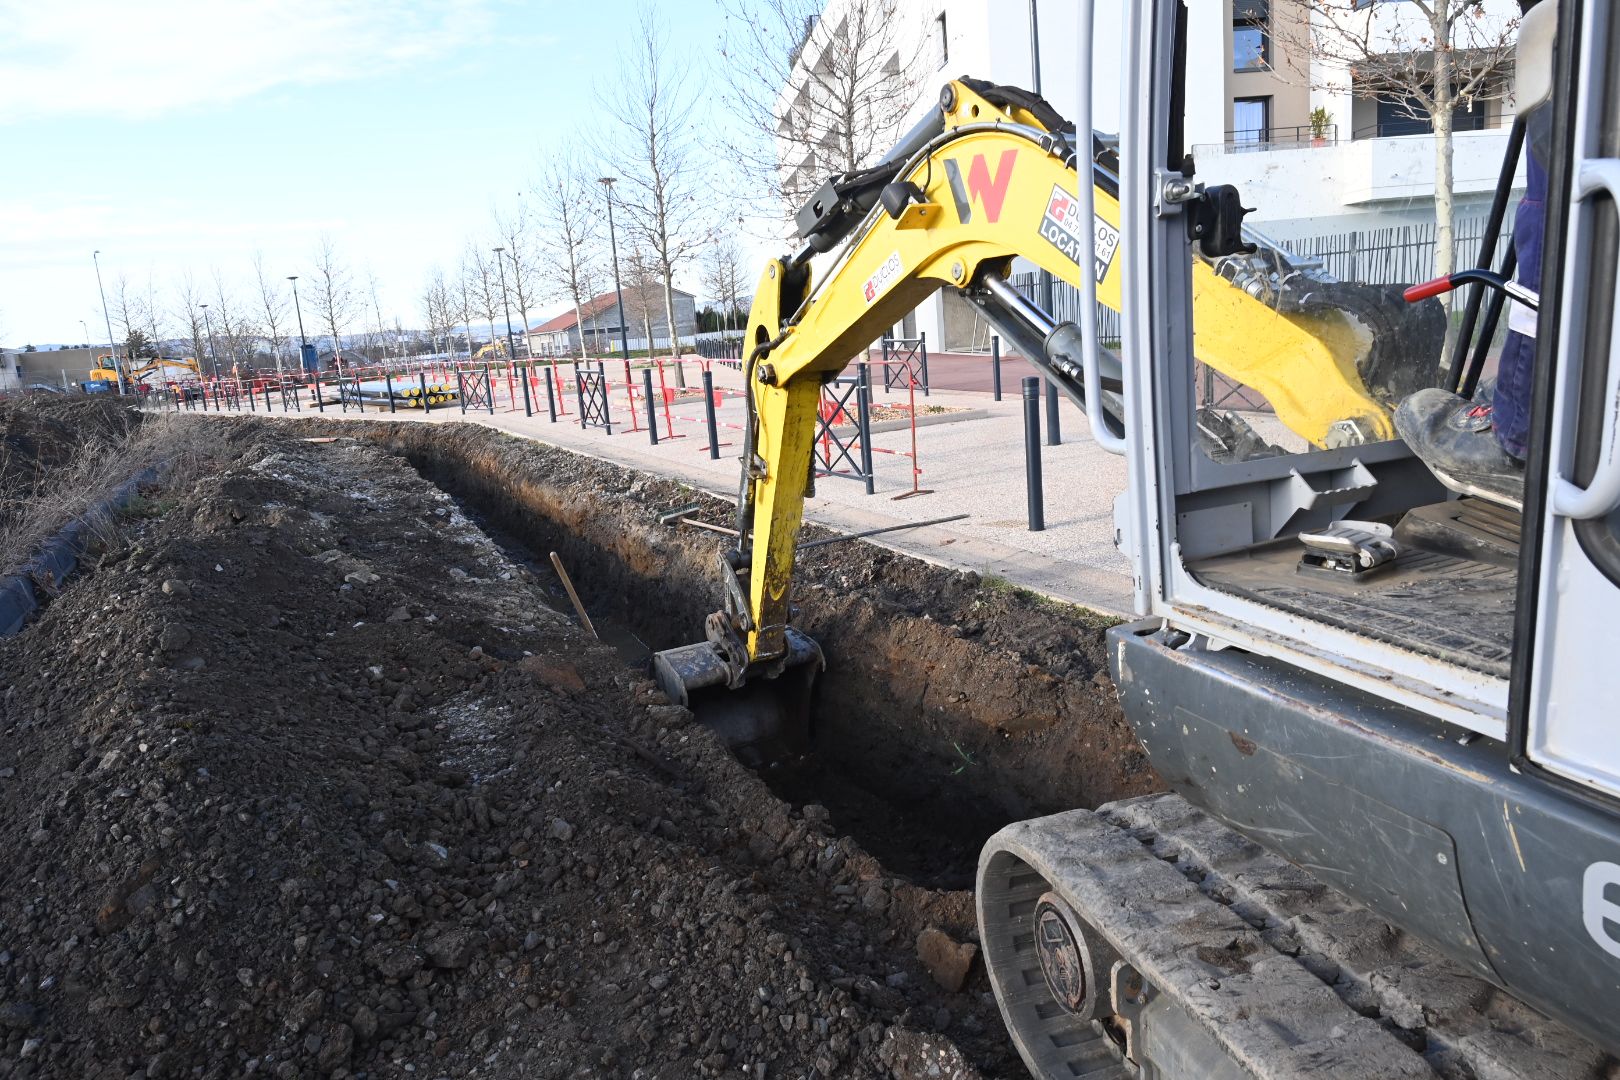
[1372,88,1490,139]
[1232,96,1271,144]
[1233,0,1269,72]
[935,12,948,69]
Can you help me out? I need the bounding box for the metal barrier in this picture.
[458,368,494,414]
[575,362,613,433]
[880,333,928,396]
[814,367,876,495]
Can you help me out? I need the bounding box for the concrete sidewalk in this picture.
[191,366,1136,614]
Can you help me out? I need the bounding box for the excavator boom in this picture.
[653,78,1442,708]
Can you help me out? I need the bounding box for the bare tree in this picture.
[452,265,480,359]
[491,208,540,360]
[174,275,211,376]
[604,9,707,377]
[534,150,602,361]
[109,273,151,367]
[703,229,751,337]
[718,0,918,217]
[464,247,502,356]
[309,235,357,369]
[143,276,169,357]
[252,252,292,374]
[624,248,662,351]
[1278,1,1519,277]
[420,269,455,360]
[211,269,259,375]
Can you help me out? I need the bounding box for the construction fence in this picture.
[147,347,940,501]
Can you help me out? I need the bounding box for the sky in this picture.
[0,0,756,348]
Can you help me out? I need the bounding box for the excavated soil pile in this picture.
[0,395,143,532]
[0,421,1131,1080]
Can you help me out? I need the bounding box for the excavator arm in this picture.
[653,79,1442,715]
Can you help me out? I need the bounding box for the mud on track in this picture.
[0,416,1158,1079]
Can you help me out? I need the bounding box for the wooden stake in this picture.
[548,552,599,640]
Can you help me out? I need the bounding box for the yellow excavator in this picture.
[652,76,1443,723]
[89,354,201,385]
[654,6,1620,1067]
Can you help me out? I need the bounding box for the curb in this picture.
[0,468,159,638]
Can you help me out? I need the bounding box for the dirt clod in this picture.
[917,928,980,993]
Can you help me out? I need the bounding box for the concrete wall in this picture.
[12,348,100,387]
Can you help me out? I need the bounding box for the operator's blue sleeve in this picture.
[1492,152,1546,461]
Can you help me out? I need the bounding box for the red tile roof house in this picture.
[527,286,697,357]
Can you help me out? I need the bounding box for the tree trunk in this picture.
[1431,15,1456,280]
[662,279,686,386]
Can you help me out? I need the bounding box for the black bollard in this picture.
[918,330,929,398]
[642,367,659,445]
[857,369,876,496]
[701,370,719,459]
[457,372,467,414]
[1045,380,1061,446]
[1023,377,1045,532]
[990,336,1002,401]
[521,368,532,417]
[544,373,557,422]
[419,372,430,414]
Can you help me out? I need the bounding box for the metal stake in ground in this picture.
[548,552,599,641]
[1023,377,1045,532]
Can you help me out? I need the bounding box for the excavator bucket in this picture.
[652,628,824,766]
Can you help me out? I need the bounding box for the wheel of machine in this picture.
[977,849,1130,1079]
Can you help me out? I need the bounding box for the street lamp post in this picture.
[92,250,127,395]
[287,276,309,372]
[492,246,519,363]
[598,177,632,362]
[201,303,222,379]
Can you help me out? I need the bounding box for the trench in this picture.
[367,425,1160,892]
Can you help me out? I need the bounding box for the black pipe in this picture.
[1461,240,1520,401]
[1023,377,1044,531]
[991,335,1003,401]
[643,367,659,445]
[1447,116,1526,392]
[702,370,720,459]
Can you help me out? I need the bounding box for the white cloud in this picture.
[0,0,497,123]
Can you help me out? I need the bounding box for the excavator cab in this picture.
[975,1,1620,1075]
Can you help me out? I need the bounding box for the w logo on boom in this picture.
[944,149,1017,225]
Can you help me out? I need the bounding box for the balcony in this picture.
[1197,124,1339,156]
